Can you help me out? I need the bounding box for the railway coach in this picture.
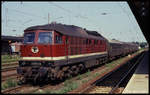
[17,23,109,83]
[108,40,139,60]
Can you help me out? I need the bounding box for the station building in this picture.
[1,35,23,55]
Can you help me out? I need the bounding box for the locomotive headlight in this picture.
[31,46,39,53]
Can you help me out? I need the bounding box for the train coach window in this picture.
[55,35,62,44]
[24,32,35,44]
[38,32,52,44]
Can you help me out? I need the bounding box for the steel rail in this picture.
[109,51,145,94]
[1,66,17,72]
[2,62,18,67]
[81,51,145,94]
[1,85,30,94]
[2,74,18,82]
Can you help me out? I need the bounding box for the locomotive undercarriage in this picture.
[17,61,86,84]
[17,55,108,84]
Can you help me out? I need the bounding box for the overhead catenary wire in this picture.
[6,8,47,20]
[22,19,32,25]
[118,3,141,42]
[3,7,47,32]
[49,2,102,30]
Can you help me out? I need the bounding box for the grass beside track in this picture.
[1,55,20,64]
[1,78,18,90]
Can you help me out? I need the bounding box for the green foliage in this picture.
[77,74,83,80]
[49,82,78,94]
[84,69,91,77]
[93,72,99,78]
[2,78,18,90]
[2,55,20,63]
[82,79,88,83]
[61,82,78,94]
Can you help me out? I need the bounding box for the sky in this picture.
[1,1,147,42]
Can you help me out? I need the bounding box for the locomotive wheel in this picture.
[74,67,79,75]
[61,66,70,78]
[78,64,85,72]
[50,67,63,80]
[50,71,57,80]
[68,69,73,75]
[57,70,64,80]
[64,69,71,78]
[71,65,79,75]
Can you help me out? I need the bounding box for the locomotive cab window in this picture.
[89,39,91,44]
[24,32,35,44]
[38,32,52,44]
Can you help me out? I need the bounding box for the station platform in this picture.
[122,50,149,94]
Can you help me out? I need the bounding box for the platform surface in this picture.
[122,50,149,94]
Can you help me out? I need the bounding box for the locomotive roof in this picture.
[24,23,106,40]
[108,39,123,44]
[109,39,139,47]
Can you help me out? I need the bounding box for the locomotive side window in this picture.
[24,32,35,44]
[55,35,62,44]
[65,37,69,44]
[86,39,88,45]
[70,37,72,44]
[89,39,91,44]
[100,40,102,45]
[84,39,86,45]
[38,32,52,44]
[95,40,96,44]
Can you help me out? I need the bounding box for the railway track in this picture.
[1,62,19,82]
[82,51,145,94]
[2,62,18,72]
[2,79,66,94]
[1,66,17,72]
[1,85,32,94]
[2,74,18,82]
[2,62,18,67]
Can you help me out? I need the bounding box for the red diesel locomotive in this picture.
[17,23,138,83]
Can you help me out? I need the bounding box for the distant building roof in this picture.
[1,35,23,42]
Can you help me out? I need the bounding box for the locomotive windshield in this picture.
[38,32,52,44]
[24,32,35,44]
